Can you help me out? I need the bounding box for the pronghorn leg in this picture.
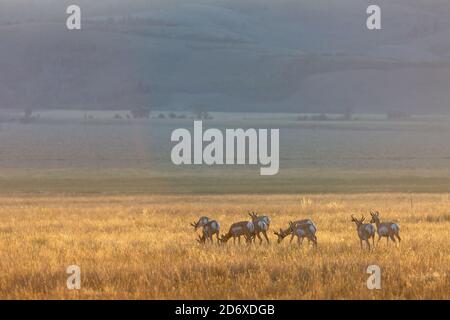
[372,235,375,248]
[389,234,396,243]
[360,239,363,250]
[289,234,295,244]
[366,240,371,251]
[216,232,220,244]
[256,233,263,244]
[310,235,316,247]
[307,236,314,247]
[396,233,401,242]
[233,236,236,245]
[377,235,382,247]
[238,236,241,244]
[262,231,270,244]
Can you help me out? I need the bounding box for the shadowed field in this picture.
[2,115,450,195]
[0,193,448,299]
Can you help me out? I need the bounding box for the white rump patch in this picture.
[258,220,268,231]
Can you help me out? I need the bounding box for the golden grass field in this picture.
[0,193,448,299]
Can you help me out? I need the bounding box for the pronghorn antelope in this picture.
[219,221,255,244]
[351,215,375,250]
[248,212,271,244]
[274,219,317,244]
[370,211,401,246]
[274,221,317,246]
[197,232,223,244]
[191,217,220,244]
[191,216,210,230]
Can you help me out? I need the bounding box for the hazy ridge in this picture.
[1,0,450,113]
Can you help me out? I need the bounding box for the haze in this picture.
[1,0,450,113]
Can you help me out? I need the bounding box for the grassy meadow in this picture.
[0,193,448,299]
[0,113,449,299]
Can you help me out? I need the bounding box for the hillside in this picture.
[1,0,450,113]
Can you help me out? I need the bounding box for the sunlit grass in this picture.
[0,193,448,299]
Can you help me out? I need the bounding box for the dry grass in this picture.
[0,193,448,299]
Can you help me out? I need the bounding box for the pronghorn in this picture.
[191,217,220,244]
[219,221,255,244]
[196,233,217,244]
[351,215,375,250]
[290,221,317,246]
[248,212,270,244]
[274,219,317,244]
[191,216,210,230]
[370,211,401,246]
[274,221,317,246]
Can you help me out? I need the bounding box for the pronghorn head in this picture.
[218,234,228,243]
[351,215,365,226]
[191,216,209,230]
[288,220,297,231]
[274,228,289,243]
[248,211,258,221]
[196,235,206,244]
[369,211,380,224]
[249,212,271,227]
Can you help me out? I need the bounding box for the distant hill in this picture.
[1,0,450,113]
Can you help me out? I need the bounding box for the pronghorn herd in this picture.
[191,210,400,250]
